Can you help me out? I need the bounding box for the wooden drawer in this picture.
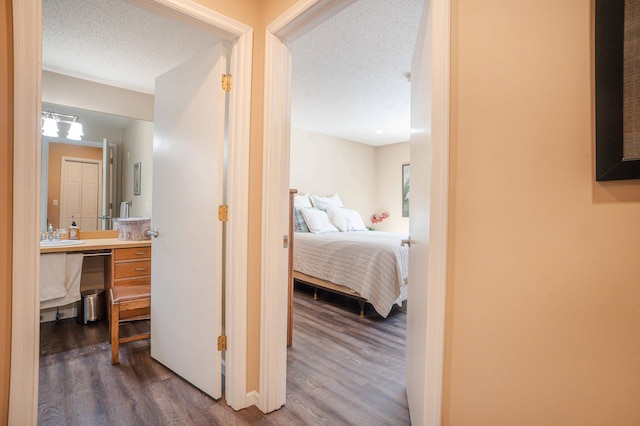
[114,260,151,279]
[114,247,151,261]
[113,276,151,287]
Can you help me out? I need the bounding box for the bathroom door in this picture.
[151,42,227,400]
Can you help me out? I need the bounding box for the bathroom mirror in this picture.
[40,102,153,231]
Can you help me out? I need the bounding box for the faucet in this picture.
[48,223,54,241]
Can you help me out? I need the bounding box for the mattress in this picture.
[293,230,409,317]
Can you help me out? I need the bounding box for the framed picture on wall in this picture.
[402,163,410,217]
[595,0,640,180]
[133,162,141,195]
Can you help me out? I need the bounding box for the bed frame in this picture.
[293,271,368,317]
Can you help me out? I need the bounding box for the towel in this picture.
[120,201,130,218]
[40,253,67,302]
[40,253,84,309]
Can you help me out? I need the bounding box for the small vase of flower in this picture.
[369,212,389,230]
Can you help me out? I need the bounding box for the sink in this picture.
[40,240,86,248]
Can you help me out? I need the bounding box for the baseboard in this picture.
[246,391,259,408]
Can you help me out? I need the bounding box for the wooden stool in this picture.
[110,285,151,364]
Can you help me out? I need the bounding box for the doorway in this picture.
[10,0,253,421]
[59,157,102,231]
[261,0,451,424]
[285,0,418,418]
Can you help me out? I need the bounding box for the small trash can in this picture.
[76,289,105,324]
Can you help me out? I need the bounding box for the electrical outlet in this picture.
[53,199,58,206]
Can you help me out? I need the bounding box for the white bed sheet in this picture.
[293,230,409,317]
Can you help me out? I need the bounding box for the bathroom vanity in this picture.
[40,231,152,322]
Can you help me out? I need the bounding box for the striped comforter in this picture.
[293,231,409,317]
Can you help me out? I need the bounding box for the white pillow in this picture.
[327,207,368,232]
[310,193,344,211]
[300,208,339,234]
[294,193,313,209]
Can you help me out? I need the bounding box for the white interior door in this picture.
[406,0,450,424]
[102,138,109,230]
[151,43,227,399]
[60,157,102,231]
[406,3,432,425]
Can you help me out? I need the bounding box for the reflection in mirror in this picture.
[40,102,153,232]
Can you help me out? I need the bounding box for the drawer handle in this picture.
[135,252,147,255]
[135,267,146,271]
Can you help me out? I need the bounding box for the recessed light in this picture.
[374,130,383,134]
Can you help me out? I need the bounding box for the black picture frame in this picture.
[595,0,640,180]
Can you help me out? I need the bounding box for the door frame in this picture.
[260,0,450,421]
[10,0,253,422]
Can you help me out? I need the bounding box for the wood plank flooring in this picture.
[38,284,409,425]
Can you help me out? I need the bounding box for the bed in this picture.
[292,228,409,318]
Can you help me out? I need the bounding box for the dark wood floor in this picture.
[38,284,409,425]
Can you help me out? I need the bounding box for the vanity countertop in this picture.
[40,238,151,254]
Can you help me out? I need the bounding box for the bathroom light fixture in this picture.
[41,111,84,140]
[41,113,59,137]
[67,120,84,140]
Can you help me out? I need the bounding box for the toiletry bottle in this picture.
[48,223,54,240]
[69,220,79,240]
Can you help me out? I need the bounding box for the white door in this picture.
[60,157,102,231]
[406,1,436,425]
[151,43,227,399]
[101,138,109,230]
[406,0,450,423]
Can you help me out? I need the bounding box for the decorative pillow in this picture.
[294,208,310,232]
[300,208,339,234]
[309,193,344,211]
[327,207,368,232]
[294,193,313,209]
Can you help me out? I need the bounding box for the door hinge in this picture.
[221,74,232,92]
[109,158,113,165]
[218,334,227,351]
[218,205,228,222]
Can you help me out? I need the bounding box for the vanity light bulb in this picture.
[67,122,84,141]
[42,117,59,137]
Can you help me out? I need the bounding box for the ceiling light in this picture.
[67,121,84,140]
[41,115,59,137]
[375,129,383,134]
[41,111,83,140]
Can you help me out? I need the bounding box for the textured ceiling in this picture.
[291,0,424,145]
[42,0,423,146]
[42,0,222,94]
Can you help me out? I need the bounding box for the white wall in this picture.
[42,71,154,121]
[290,127,410,233]
[374,142,409,234]
[121,120,154,217]
[290,127,377,222]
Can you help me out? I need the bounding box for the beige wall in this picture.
[444,0,640,424]
[121,120,153,218]
[290,127,377,220]
[375,142,409,233]
[47,143,103,229]
[290,128,410,233]
[0,0,11,422]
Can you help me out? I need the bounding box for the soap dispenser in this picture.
[69,219,79,240]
